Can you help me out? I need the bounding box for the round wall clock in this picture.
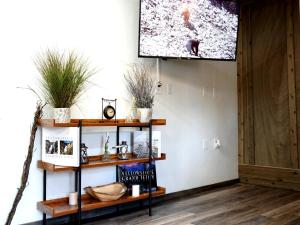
[103,105,116,120]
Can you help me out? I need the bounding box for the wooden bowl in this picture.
[85,182,127,201]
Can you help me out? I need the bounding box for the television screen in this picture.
[138,0,239,60]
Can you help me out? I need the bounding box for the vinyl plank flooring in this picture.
[135,212,195,225]
[235,216,269,225]
[87,184,300,225]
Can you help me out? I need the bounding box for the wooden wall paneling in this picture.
[251,0,291,168]
[241,5,255,165]
[238,7,244,164]
[239,0,300,190]
[239,164,300,191]
[294,0,300,169]
[286,0,299,169]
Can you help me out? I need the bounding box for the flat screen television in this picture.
[138,0,239,61]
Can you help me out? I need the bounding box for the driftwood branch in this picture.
[5,102,45,225]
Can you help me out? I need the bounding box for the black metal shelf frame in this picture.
[42,120,154,225]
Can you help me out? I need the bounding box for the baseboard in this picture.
[159,179,240,202]
[239,164,300,191]
[23,179,239,225]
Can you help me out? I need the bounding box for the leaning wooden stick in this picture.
[5,102,45,225]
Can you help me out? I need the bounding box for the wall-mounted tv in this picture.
[138,0,239,61]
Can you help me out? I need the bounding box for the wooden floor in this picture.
[87,184,300,225]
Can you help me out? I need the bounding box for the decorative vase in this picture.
[102,134,110,161]
[54,108,71,123]
[137,108,152,123]
[103,149,110,161]
[102,143,110,161]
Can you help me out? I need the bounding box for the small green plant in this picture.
[35,50,93,108]
[124,63,155,108]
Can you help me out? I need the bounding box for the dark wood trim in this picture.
[238,4,244,164]
[286,0,299,169]
[240,4,255,165]
[294,0,300,172]
[246,4,255,165]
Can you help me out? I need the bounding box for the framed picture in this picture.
[133,131,161,158]
[42,127,80,167]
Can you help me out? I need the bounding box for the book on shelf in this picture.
[133,131,161,158]
[41,127,80,167]
[117,162,157,193]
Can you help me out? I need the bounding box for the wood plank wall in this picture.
[238,0,300,190]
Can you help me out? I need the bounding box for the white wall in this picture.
[0,0,238,224]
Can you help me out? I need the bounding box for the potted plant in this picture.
[124,63,155,123]
[35,49,93,123]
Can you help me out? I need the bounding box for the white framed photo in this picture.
[42,127,80,167]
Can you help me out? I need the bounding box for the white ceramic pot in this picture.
[54,108,71,123]
[137,108,152,123]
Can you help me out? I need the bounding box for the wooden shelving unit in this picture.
[38,187,166,218]
[38,119,166,127]
[37,118,167,225]
[38,153,166,172]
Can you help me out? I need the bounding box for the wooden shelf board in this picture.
[37,187,166,217]
[38,119,166,127]
[38,153,166,172]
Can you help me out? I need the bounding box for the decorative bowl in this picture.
[85,182,127,201]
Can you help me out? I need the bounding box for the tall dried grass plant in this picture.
[124,63,155,108]
[35,50,93,108]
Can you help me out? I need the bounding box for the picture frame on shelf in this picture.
[133,131,161,158]
[42,127,80,167]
